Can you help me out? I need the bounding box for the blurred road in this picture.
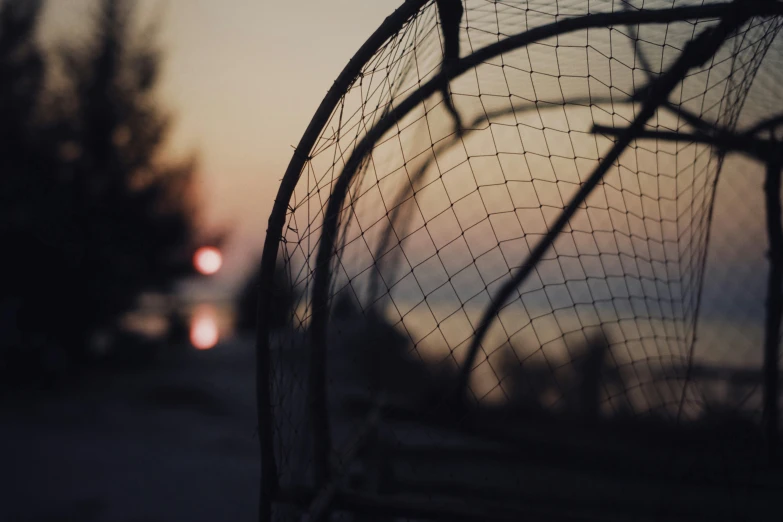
[1,338,260,522]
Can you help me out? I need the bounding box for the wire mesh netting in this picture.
[263,1,783,519]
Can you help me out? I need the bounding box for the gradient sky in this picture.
[41,0,401,290]
[38,1,781,315]
[35,1,783,364]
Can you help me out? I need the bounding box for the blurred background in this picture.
[3,1,782,520]
[0,1,398,520]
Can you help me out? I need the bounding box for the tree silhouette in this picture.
[51,0,201,359]
[0,0,43,149]
[1,0,203,379]
[235,263,296,333]
[0,0,44,248]
[0,0,56,380]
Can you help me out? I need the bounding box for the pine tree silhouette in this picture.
[0,0,55,383]
[1,0,204,380]
[50,0,201,360]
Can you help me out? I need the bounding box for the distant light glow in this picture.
[194,246,222,275]
[190,307,219,350]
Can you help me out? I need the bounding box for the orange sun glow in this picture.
[190,307,219,350]
[193,246,222,275]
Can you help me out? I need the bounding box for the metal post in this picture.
[763,151,782,464]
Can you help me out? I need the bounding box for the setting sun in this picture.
[193,246,222,275]
[190,306,219,350]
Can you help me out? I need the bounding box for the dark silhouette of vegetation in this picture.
[166,308,190,346]
[0,0,50,383]
[328,288,457,407]
[497,333,624,421]
[235,262,296,332]
[0,0,204,387]
[435,0,463,134]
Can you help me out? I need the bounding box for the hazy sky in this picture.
[35,1,782,361]
[41,0,401,289]
[38,1,781,309]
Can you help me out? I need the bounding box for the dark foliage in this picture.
[0,0,202,385]
[0,0,46,379]
[234,262,296,332]
[497,333,621,421]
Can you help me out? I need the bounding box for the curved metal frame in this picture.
[257,1,783,519]
[254,1,429,519]
[308,0,783,477]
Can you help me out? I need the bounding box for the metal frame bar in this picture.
[306,5,783,487]
[591,124,778,160]
[763,149,782,463]
[598,119,783,460]
[305,398,384,522]
[260,1,783,520]
[254,2,430,519]
[453,5,757,408]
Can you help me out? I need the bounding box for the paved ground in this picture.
[1,338,260,522]
[3,329,781,522]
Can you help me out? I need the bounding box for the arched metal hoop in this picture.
[257,1,783,519]
[254,1,429,519]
